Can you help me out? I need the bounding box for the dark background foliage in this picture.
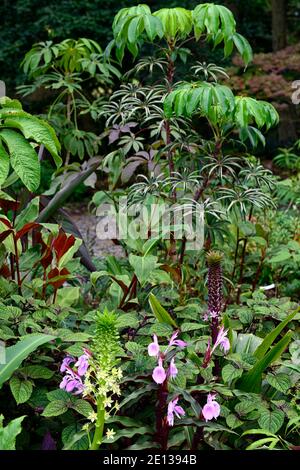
[2,0,299,93]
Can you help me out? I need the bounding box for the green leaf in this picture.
[0,145,10,187]
[236,331,292,393]
[15,196,40,231]
[3,116,61,168]
[266,373,291,393]
[222,364,243,384]
[254,308,299,360]
[226,414,243,429]
[42,400,69,417]
[148,293,178,328]
[71,399,94,418]
[9,376,33,404]
[0,415,26,450]
[0,334,55,389]
[129,254,159,286]
[0,129,40,191]
[258,409,285,434]
[19,365,54,379]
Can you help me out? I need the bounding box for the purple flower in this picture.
[75,354,90,376]
[168,331,187,349]
[60,371,84,395]
[168,357,178,379]
[211,326,230,354]
[167,398,185,426]
[60,356,75,373]
[202,394,220,422]
[152,358,166,384]
[148,334,160,357]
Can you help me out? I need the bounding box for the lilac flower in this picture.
[211,326,230,354]
[202,393,220,422]
[60,370,84,395]
[168,331,187,349]
[148,334,160,357]
[167,398,185,426]
[152,358,166,384]
[60,356,75,373]
[168,357,178,379]
[75,353,90,376]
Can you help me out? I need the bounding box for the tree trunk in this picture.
[271,0,287,51]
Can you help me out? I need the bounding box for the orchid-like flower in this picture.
[167,331,187,350]
[75,353,90,376]
[202,393,220,422]
[167,398,185,426]
[60,356,75,373]
[168,357,178,379]
[211,326,230,354]
[152,358,166,384]
[148,334,160,357]
[60,370,84,395]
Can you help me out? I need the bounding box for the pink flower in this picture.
[148,334,160,357]
[211,326,230,354]
[152,358,166,384]
[168,357,178,379]
[167,398,185,426]
[75,354,90,376]
[168,331,187,349]
[60,370,84,395]
[202,394,220,422]
[60,356,75,373]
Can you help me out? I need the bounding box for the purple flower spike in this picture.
[148,334,160,357]
[168,357,178,379]
[202,393,220,422]
[75,354,90,376]
[60,356,75,373]
[167,398,185,426]
[152,358,166,384]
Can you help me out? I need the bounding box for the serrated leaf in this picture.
[71,399,94,418]
[266,373,291,393]
[258,409,284,434]
[42,400,69,417]
[0,129,40,191]
[222,364,243,384]
[9,376,33,404]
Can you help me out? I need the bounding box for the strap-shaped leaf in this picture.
[0,334,55,389]
[149,292,178,328]
[236,331,292,393]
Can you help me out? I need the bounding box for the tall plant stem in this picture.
[155,379,169,450]
[90,397,105,450]
[13,235,22,295]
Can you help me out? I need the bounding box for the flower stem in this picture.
[89,397,105,451]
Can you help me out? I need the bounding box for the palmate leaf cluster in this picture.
[109,3,252,64]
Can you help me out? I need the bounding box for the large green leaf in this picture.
[148,292,178,328]
[3,115,61,168]
[0,145,10,187]
[0,334,55,389]
[129,254,159,286]
[254,307,299,360]
[0,129,40,191]
[0,415,26,450]
[236,331,292,393]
